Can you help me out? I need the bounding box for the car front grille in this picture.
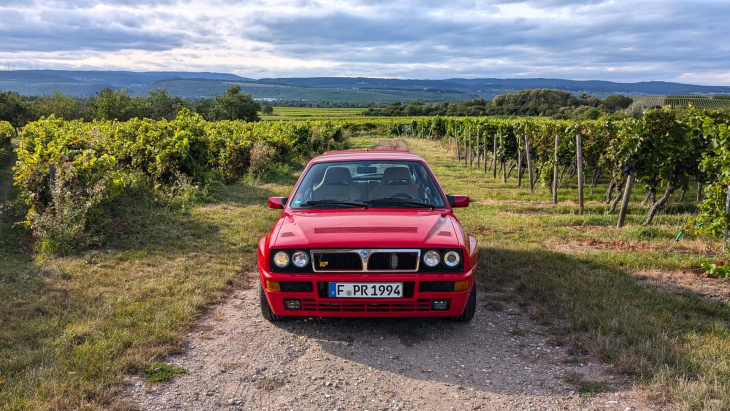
[312,252,363,271]
[301,299,433,312]
[367,252,419,271]
[310,249,421,272]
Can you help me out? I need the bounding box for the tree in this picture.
[143,89,185,120]
[210,85,261,122]
[601,95,633,112]
[34,91,80,120]
[261,105,274,115]
[89,87,142,121]
[0,91,34,129]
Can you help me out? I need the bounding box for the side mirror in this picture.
[447,195,469,208]
[268,197,287,209]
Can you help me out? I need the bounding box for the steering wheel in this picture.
[387,193,416,200]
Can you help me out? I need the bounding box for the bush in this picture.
[0,121,13,147]
[14,112,348,252]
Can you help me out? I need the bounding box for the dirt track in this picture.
[125,283,648,410]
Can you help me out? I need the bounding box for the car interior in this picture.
[292,161,444,207]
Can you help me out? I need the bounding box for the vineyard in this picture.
[4,108,730,409]
[632,95,730,110]
[12,107,730,254]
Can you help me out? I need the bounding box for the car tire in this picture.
[452,282,476,322]
[260,284,285,322]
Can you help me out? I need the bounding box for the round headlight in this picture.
[423,250,440,267]
[444,251,460,267]
[292,250,309,268]
[273,251,290,268]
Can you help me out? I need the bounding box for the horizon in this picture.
[1,1,728,86]
[1,68,725,88]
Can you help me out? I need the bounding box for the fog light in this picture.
[432,299,450,311]
[454,280,469,292]
[265,280,281,292]
[284,299,302,310]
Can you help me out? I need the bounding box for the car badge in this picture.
[360,250,371,259]
[319,261,329,267]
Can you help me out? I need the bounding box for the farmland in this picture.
[1,110,730,409]
[632,95,730,110]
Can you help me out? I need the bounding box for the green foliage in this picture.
[14,110,347,252]
[700,260,730,278]
[145,362,187,383]
[0,120,13,147]
[208,85,261,122]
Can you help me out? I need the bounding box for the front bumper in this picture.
[258,265,476,317]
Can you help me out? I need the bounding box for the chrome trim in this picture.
[310,249,421,273]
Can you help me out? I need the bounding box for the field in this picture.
[266,107,365,118]
[632,95,730,109]
[1,123,730,409]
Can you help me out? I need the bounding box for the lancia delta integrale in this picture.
[258,149,477,321]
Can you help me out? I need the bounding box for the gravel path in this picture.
[124,282,649,410]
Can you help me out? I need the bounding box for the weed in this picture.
[145,362,187,383]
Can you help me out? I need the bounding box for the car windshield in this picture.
[289,160,447,209]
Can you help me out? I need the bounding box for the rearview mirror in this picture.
[268,197,287,209]
[447,195,469,208]
[357,166,377,174]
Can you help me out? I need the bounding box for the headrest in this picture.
[383,167,411,182]
[323,167,352,185]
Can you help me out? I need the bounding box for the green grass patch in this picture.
[144,362,187,383]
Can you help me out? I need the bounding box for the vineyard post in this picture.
[464,128,468,166]
[517,139,523,188]
[525,135,534,193]
[476,131,480,169]
[456,128,461,161]
[468,128,472,167]
[617,170,635,228]
[697,182,703,202]
[576,133,584,215]
[492,134,498,179]
[553,134,559,204]
[724,182,730,251]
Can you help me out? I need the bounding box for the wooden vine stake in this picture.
[492,134,498,178]
[617,170,635,228]
[553,134,559,204]
[517,139,523,188]
[464,128,468,165]
[524,135,534,193]
[476,131,480,169]
[576,133,584,215]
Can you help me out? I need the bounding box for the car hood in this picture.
[271,209,462,249]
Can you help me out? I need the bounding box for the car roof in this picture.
[310,149,426,164]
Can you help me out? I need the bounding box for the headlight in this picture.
[423,250,440,267]
[444,251,460,267]
[292,250,309,268]
[273,251,290,268]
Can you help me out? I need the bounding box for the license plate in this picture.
[329,282,403,298]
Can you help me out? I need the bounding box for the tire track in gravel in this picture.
[124,282,650,410]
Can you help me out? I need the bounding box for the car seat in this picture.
[369,167,420,200]
[312,167,363,201]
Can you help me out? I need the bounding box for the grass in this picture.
[371,136,729,409]
[0,143,292,408]
[144,363,186,384]
[1,133,729,409]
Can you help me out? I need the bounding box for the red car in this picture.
[258,149,477,321]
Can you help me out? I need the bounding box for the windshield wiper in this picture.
[300,200,367,208]
[366,198,435,210]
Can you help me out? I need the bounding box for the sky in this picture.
[0,0,729,85]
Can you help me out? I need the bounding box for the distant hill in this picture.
[1,70,729,102]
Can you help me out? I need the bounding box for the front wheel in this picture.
[260,284,285,322]
[451,282,476,322]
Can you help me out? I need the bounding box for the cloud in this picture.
[0,0,728,85]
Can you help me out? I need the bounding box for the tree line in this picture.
[0,85,261,131]
[363,89,634,119]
